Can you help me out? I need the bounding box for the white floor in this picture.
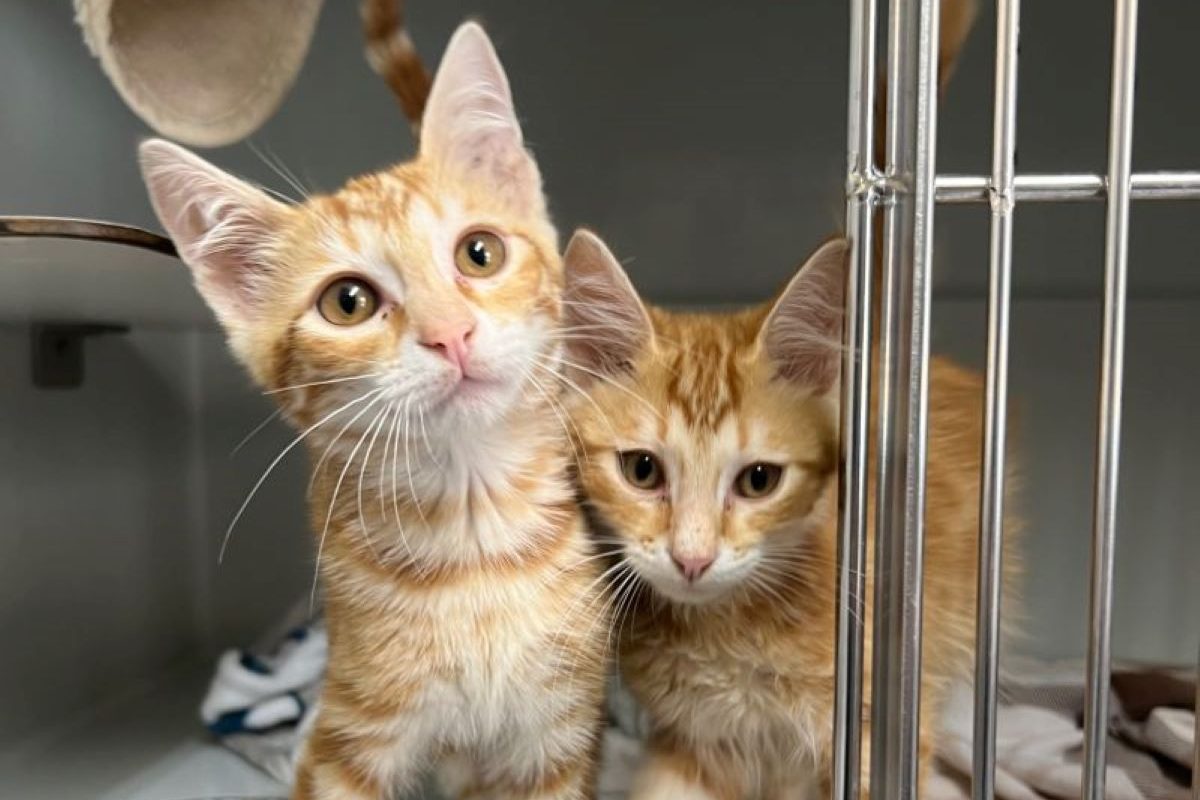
[0,662,285,800]
[0,658,641,800]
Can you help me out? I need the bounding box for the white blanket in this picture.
[200,625,1194,799]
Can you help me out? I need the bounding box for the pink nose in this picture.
[671,552,714,582]
[418,321,475,370]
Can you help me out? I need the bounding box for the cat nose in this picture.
[418,321,475,370]
[671,551,714,582]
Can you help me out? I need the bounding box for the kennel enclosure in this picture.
[0,1,1198,798]
[832,0,1200,798]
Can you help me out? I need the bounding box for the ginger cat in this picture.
[559,228,1015,799]
[140,24,608,800]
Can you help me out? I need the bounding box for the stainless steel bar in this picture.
[972,0,1020,796]
[833,0,877,794]
[869,0,939,794]
[936,171,1200,203]
[1084,0,1139,797]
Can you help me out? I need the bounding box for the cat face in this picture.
[140,24,559,445]
[563,232,846,606]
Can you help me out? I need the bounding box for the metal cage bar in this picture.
[972,0,1020,796]
[937,172,1200,203]
[832,0,877,794]
[1084,0,1140,797]
[868,0,940,795]
[834,0,1200,798]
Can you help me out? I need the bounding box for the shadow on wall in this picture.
[0,327,313,746]
[0,328,197,746]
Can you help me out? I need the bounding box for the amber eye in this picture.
[618,450,665,492]
[454,230,507,278]
[317,278,378,326]
[734,463,784,499]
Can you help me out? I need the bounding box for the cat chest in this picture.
[635,636,825,759]
[343,573,577,741]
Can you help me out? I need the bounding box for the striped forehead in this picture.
[658,332,746,432]
[315,181,466,294]
[663,403,744,473]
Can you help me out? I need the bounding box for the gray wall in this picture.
[935,300,1199,665]
[0,329,202,746]
[4,1,1200,300]
[1,0,1198,735]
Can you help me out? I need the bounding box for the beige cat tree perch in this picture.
[75,0,325,146]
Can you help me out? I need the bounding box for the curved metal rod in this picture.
[0,216,177,257]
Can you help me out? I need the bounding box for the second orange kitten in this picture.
[560,229,1016,798]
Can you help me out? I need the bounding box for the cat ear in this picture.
[758,238,848,393]
[562,229,654,383]
[138,138,286,331]
[419,22,542,212]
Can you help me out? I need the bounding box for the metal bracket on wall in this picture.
[30,322,129,389]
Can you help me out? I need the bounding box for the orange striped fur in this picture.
[141,24,608,800]
[561,231,1019,799]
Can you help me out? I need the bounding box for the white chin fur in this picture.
[639,569,735,607]
[630,548,763,608]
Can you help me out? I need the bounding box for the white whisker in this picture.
[264,371,384,396]
[219,387,383,563]
[356,401,392,564]
[230,407,283,456]
[311,391,389,609]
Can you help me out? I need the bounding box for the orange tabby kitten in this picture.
[560,229,1014,799]
[140,24,608,800]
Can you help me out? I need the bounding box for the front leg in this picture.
[814,717,937,800]
[293,703,430,800]
[456,711,604,800]
[462,759,597,800]
[628,736,741,800]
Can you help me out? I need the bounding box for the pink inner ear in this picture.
[562,232,653,381]
[186,210,265,318]
[173,192,280,321]
[418,24,543,213]
[139,139,283,327]
[762,241,847,392]
[769,311,841,390]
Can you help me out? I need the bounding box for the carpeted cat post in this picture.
[74,0,324,147]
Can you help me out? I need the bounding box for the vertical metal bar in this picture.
[869,0,940,795]
[833,0,877,795]
[1084,0,1139,797]
[972,0,1020,797]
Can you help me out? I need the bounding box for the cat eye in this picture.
[734,463,784,499]
[454,230,507,278]
[618,450,665,492]
[317,278,379,326]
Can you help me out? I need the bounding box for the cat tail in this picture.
[936,0,979,96]
[864,0,978,301]
[361,0,433,135]
[873,0,979,160]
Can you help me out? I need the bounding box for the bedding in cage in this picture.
[195,613,1194,800]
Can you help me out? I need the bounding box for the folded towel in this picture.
[933,664,1195,800]
[199,623,326,783]
[1142,707,1195,770]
